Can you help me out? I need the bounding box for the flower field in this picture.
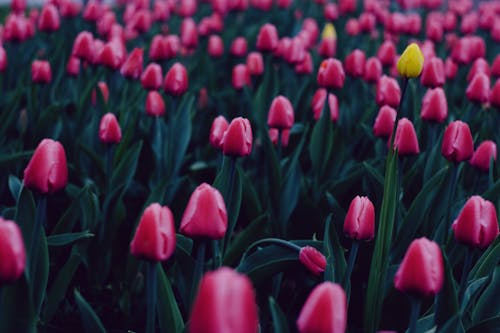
[0,0,499,332]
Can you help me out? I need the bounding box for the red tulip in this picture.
[302,19,320,44]
[392,118,420,156]
[467,58,490,82]
[277,0,291,8]
[339,0,356,14]
[344,49,366,78]
[83,0,102,22]
[24,139,68,194]
[470,141,497,172]
[421,57,445,88]
[153,0,170,21]
[130,203,176,262]
[359,12,376,33]
[38,4,60,32]
[120,47,143,80]
[317,58,345,90]
[297,282,347,333]
[177,0,197,17]
[181,18,198,49]
[377,40,396,66]
[221,117,253,157]
[394,237,444,297]
[373,105,397,138]
[311,89,339,122]
[299,246,327,276]
[445,57,458,79]
[376,75,400,108]
[444,11,457,31]
[232,64,251,90]
[91,82,110,106]
[141,64,163,91]
[451,37,474,65]
[31,60,52,84]
[0,218,26,284]
[466,73,490,104]
[189,267,259,333]
[59,0,81,18]
[295,52,313,75]
[284,37,306,65]
[66,56,80,76]
[99,39,126,70]
[441,120,474,162]
[324,3,339,21]
[99,113,122,144]
[164,63,188,96]
[230,37,248,57]
[269,128,290,147]
[97,12,115,37]
[268,96,294,129]
[149,35,178,61]
[208,35,224,58]
[251,0,273,11]
[246,52,264,76]
[145,91,166,117]
[344,196,375,241]
[128,10,152,33]
[4,14,30,42]
[345,18,360,36]
[364,57,383,83]
[318,37,336,58]
[460,12,478,35]
[421,88,447,123]
[426,19,443,42]
[180,183,227,239]
[209,116,229,149]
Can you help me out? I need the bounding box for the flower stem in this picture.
[212,240,222,269]
[408,297,421,333]
[443,163,459,243]
[459,249,473,303]
[240,238,301,262]
[222,157,237,252]
[146,261,158,333]
[277,129,282,161]
[29,195,47,281]
[190,241,206,306]
[343,240,360,288]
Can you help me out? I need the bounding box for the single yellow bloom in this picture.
[322,23,337,40]
[397,43,424,78]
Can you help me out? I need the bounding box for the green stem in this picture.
[408,297,421,333]
[212,240,221,269]
[222,157,237,252]
[240,238,301,263]
[105,145,113,198]
[154,117,163,183]
[190,241,206,305]
[343,241,360,288]
[146,261,158,333]
[443,164,459,243]
[459,249,473,303]
[29,195,47,280]
[277,129,282,161]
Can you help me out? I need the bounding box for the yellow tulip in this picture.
[397,43,424,78]
[321,23,337,40]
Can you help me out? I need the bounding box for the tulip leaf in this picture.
[404,314,435,333]
[74,289,107,333]
[435,250,459,328]
[0,276,37,333]
[483,178,500,203]
[176,234,193,255]
[363,161,384,187]
[323,214,347,283]
[157,265,184,333]
[309,100,334,182]
[364,149,398,333]
[466,315,500,333]
[472,267,500,323]
[14,186,36,248]
[269,297,290,333]
[280,162,302,228]
[0,150,34,167]
[8,175,22,201]
[438,314,465,333]
[51,186,98,234]
[110,140,143,198]
[469,237,500,280]
[47,231,94,246]
[168,94,194,179]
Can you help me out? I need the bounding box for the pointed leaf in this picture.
[157,265,184,333]
[269,297,290,333]
[74,289,107,333]
[47,231,94,246]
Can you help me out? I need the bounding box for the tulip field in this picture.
[1,0,500,332]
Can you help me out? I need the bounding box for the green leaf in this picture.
[472,267,500,323]
[110,140,143,198]
[309,103,334,181]
[269,297,290,333]
[323,214,347,283]
[363,161,384,186]
[176,234,193,255]
[74,289,107,333]
[8,175,21,201]
[14,186,36,248]
[0,151,33,167]
[466,316,500,333]
[435,251,459,328]
[280,162,302,226]
[461,277,489,314]
[157,265,184,333]
[469,238,500,280]
[0,276,37,333]
[32,231,49,316]
[438,314,465,333]
[47,231,94,246]
[168,94,194,178]
[364,150,398,333]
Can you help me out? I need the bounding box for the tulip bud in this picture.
[130,203,176,262]
[99,39,126,70]
[490,79,500,108]
[99,113,122,144]
[92,82,109,105]
[466,73,490,104]
[221,117,253,157]
[420,57,445,88]
[441,121,474,162]
[299,246,327,276]
[467,58,490,82]
[269,128,290,147]
[364,57,383,83]
[376,75,401,108]
[268,96,294,129]
[181,18,198,49]
[31,60,52,84]
[344,49,366,78]
[317,58,345,90]
[208,35,224,57]
[11,0,26,13]
[452,196,499,249]
[189,267,259,333]
[209,116,229,150]
[359,12,376,33]
[445,57,458,79]
[38,4,60,32]
[421,88,448,123]
[141,63,163,91]
[344,196,375,241]
[373,105,397,139]
[232,64,251,90]
[470,141,497,172]
[394,237,444,297]
[120,47,143,80]
[345,18,360,36]
[0,218,26,285]
[492,55,500,77]
[180,183,228,239]
[66,56,80,77]
[318,36,337,58]
[145,91,166,117]
[324,3,338,21]
[24,139,68,194]
[256,24,279,52]
[295,52,314,75]
[246,52,264,76]
[163,62,188,96]
[392,118,420,156]
[397,43,424,78]
[230,37,248,57]
[377,40,397,67]
[311,89,339,122]
[297,282,347,333]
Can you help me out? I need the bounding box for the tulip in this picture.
[466,73,490,104]
[377,40,397,67]
[299,246,327,276]
[99,113,122,144]
[317,58,345,90]
[490,79,500,108]
[0,218,26,285]
[83,0,102,21]
[66,57,80,77]
[24,139,68,194]
[189,267,259,333]
[221,117,253,157]
[397,43,424,79]
[177,0,197,17]
[268,96,294,129]
[344,49,366,78]
[467,58,490,82]
[269,128,290,147]
[163,63,188,96]
[470,141,497,172]
[392,118,420,156]
[311,89,339,122]
[441,121,474,162]
[232,64,251,90]
[283,38,306,65]
[295,52,313,75]
[426,20,443,42]
[230,37,247,57]
[420,57,445,88]
[38,4,60,32]
[149,36,167,61]
[345,18,360,36]
[373,105,397,138]
[451,37,473,65]
[452,196,499,249]
[297,282,347,333]
[145,91,166,117]
[359,12,376,33]
[343,196,375,241]
[209,116,229,149]
[181,18,198,49]
[180,183,228,239]
[324,3,338,21]
[208,35,224,58]
[11,0,26,13]
[128,10,152,34]
[394,237,444,297]
[97,12,116,37]
[120,47,143,80]
[31,60,52,84]
[376,75,401,108]
[364,57,382,83]
[339,0,356,14]
[256,24,279,52]
[445,57,458,79]
[246,52,264,76]
[92,82,110,105]
[141,63,163,91]
[318,37,336,58]
[491,55,500,77]
[420,88,447,123]
[130,203,176,261]
[73,33,95,62]
[59,0,81,18]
